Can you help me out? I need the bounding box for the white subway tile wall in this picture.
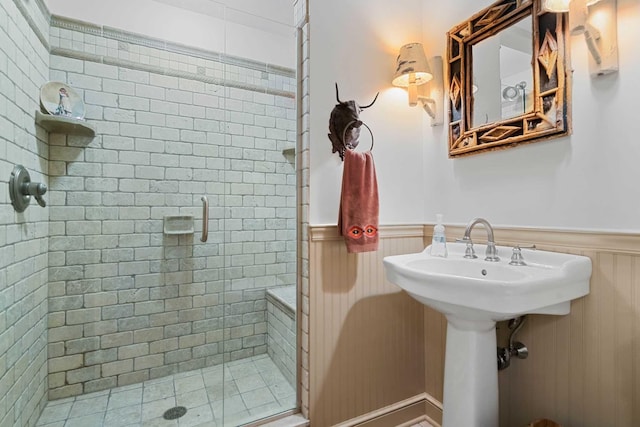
[46,18,296,400]
[0,0,51,426]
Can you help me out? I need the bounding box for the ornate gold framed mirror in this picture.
[447,0,571,157]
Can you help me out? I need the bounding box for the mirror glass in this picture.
[471,16,533,128]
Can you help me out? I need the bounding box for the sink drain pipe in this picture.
[497,315,529,370]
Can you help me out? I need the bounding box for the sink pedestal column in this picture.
[441,317,498,427]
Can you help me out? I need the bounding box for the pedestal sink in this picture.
[383,242,591,427]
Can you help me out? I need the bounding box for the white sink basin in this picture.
[383,242,592,427]
[383,242,592,321]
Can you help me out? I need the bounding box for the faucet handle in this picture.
[457,237,478,259]
[509,246,527,266]
[463,241,477,259]
[484,242,500,262]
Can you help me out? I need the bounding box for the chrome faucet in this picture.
[460,217,500,262]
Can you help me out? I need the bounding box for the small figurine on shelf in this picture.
[40,81,86,120]
[55,87,72,117]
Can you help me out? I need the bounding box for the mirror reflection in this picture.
[472,16,533,127]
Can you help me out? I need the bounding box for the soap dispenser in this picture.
[430,214,448,257]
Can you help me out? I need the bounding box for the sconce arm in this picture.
[417,96,436,120]
[583,23,602,65]
[419,56,443,126]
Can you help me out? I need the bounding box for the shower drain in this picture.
[163,406,188,420]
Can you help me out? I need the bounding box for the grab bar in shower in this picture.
[200,195,209,242]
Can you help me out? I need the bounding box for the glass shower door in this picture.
[217,4,298,425]
[42,0,296,425]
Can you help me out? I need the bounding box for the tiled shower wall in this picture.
[0,0,50,426]
[46,17,296,399]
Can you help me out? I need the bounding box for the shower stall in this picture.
[34,1,298,425]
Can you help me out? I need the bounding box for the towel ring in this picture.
[342,120,374,154]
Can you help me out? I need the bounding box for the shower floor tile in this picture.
[37,355,296,427]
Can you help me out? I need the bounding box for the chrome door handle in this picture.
[200,196,209,242]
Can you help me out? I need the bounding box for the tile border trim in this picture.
[11,4,296,98]
[50,47,295,99]
[50,15,296,79]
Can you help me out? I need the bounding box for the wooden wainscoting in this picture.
[426,225,640,427]
[309,226,427,427]
[309,224,640,427]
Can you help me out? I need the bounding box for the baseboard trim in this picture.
[333,393,443,427]
[424,393,443,426]
[396,413,441,427]
[396,416,429,427]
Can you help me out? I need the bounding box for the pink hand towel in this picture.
[338,149,379,253]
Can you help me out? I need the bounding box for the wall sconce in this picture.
[543,0,618,77]
[392,43,444,126]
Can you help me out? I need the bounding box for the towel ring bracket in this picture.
[339,120,374,161]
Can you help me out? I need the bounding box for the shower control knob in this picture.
[23,182,48,207]
[9,165,47,212]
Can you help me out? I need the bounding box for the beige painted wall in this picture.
[309,225,640,427]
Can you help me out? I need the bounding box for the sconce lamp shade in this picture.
[392,43,433,87]
[391,43,443,124]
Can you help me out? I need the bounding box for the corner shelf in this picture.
[282,146,295,156]
[35,110,96,137]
